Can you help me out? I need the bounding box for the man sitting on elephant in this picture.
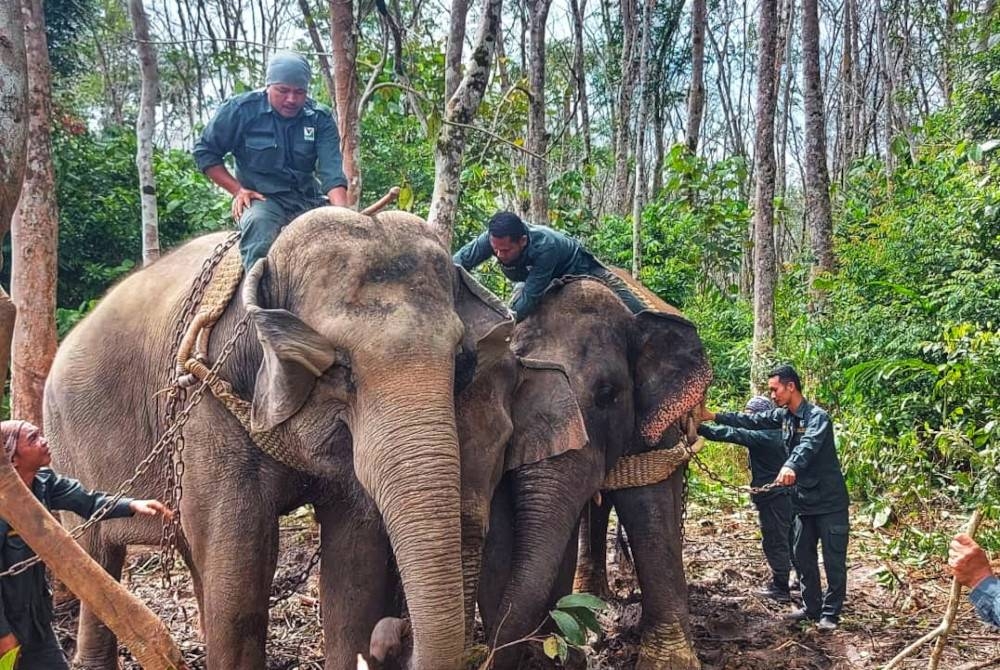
[0,420,172,670]
[193,51,349,270]
[453,211,647,320]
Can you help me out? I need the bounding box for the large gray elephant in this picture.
[477,275,712,670]
[44,208,522,670]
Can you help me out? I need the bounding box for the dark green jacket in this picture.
[193,90,347,198]
[696,423,787,503]
[453,224,601,319]
[715,400,849,515]
[0,470,134,643]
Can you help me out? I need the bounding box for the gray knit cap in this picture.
[265,51,311,89]
[744,395,775,414]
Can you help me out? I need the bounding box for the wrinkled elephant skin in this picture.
[45,209,501,670]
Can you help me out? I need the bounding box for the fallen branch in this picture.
[957,656,1000,670]
[881,509,984,670]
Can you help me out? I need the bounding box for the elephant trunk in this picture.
[351,361,465,670]
[491,449,603,648]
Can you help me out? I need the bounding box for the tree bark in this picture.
[0,1,26,415]
[427,0,503,248]
[329,0,362,206]
[631,0,653,278]
[750,0,779,392]
[570,0,592,209]
[299,0,337,104]
[444,0,470,100]
[527,0,552,224]
[685,0,706,155]
[0,460,188,668]
[613,0,639,214]
[802,0,835,276]
[129,0,161,267]
[11,0,58,427]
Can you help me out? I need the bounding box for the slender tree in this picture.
[802,0,835,275]
[631,0,654,278]
[12,0,59,425]
[570,0,592,208]
[427,0,504,247]
[750,0,779,391]
[685,0,706,155]
[0,3,27,412]
[526,0,552,223]
[129,0,161,266]
[330,0,362,206]
[613,0,639,213]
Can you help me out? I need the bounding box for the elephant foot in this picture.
[636,622,700,670]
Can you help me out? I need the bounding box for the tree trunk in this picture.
[445,0,470,100]
[329,0,362,206]
[527,0,552,224]
[613,0,638,214]
[427,0,503,248]
[299,0,338,104]
[0,1,26,415]
[631,0,653,279]
[802,0,835,276]
[570,0,592,210]
[129,0,161,267]
[0,460,187,668]
[750,0,779,392]
[685,0,706,155]
[11,0,58,427]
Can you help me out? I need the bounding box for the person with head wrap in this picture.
[193,50,349,270]
[0,421,172,669]
[697,394,799,603]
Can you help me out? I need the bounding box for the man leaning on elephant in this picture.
[453,211,648,320]
[193,51,348,270]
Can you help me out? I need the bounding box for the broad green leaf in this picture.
[563,606,603,634]
[557,636,569,662]
[0,646,19,670]
[542,635,560,659]
[555,592,607,611]
[398,183,414,211]
[550,609,586,646]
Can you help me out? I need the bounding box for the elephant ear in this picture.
[505,358,589,470]
[243,260,342,432]
[632,311,713,447]
[453,265,515,391]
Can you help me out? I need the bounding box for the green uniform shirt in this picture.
[193,90,347,198]
[453,224,602,319]
[715,400,849,515]
[0,470,134,643]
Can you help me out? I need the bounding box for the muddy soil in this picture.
[52,502,999,669]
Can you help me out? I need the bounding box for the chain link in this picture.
[679,434,785,497]
[159,232,240,583]
[0,234,243,580]
[269,541,323,606]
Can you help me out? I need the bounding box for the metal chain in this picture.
[680,435,784,497]
[269,542,323,605]
[159,232,240,583]
[0,238,250,578]
[0,311,252,579]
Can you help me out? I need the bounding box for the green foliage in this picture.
[542,594,606,663]
[45,123,227,308]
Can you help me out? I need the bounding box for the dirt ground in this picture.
[52,502,999,669]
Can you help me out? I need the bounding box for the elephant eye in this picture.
[595,384,619,409]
